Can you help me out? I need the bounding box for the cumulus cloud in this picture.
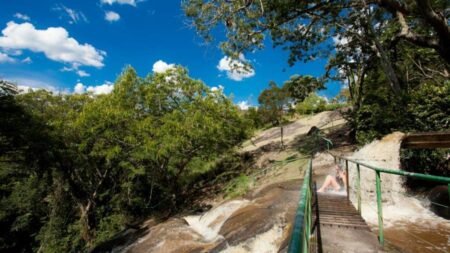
[332,35,349,46]
[74,81,114,95]
[101,0,136,6]
[76,70,90,77]
[14,13,30,21]
[0,52,15,63]
[87,83,114,95]
[74,82,85,94]
[21,57,32,64]
[61,66,91,77]
[236,101,251,110]
[211,85,224,92]
[0,21,106,69]
[217,55,255,81]
[152,60,175,73]
[53,5,88,24]
[105,11,120,22]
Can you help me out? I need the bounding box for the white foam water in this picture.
[219,224,283,253]
[184,200,250,242]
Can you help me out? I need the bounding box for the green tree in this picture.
[184,0,450,64]
[1,66,251,252]
[0,89,68,252]
[243,107,264,129]
[283,75,324,103]
[295,93,327,115]
[258,81,290,147]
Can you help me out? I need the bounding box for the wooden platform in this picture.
[316,193,382,253]
[317,194,369,230]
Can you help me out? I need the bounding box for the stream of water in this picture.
[184,200,250,242]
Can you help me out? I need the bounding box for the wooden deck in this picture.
[316,193,382,253]
[317,194,369,230]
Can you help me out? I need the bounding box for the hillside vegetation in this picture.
[0,67,251,252]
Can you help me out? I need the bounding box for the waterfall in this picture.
[184,200,250,242]
[219,224,283,253]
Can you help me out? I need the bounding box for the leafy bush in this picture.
[0,66,251,251]
[296,93,346,115]
[94,214,127,245]
[223,174,250,199]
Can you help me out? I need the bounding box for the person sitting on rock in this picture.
[317,165,347,193]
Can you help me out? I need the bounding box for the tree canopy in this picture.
[0,67,251,252]
[184,0,450,64]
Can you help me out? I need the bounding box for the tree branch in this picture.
[392,11,439,50]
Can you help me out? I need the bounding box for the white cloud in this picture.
[14,13,30,21]
[217,55,255,81]
[332,35,349,46]
[61,66,91,77]
[87,82,114,95]
[53,5,88,24]
[76,70,90,77]
[74,81,114,95]
[105,11,120,22]
[21,57,32,64]
[101,0,136,6]
[0,21,106,68]
[0,52,15,63]
[237,101,250,110]
[211,85,224,92]
[74,82,85,94]
[152,60,175,73]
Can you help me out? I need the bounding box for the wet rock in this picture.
[214,180,302,252]
[220,205,274,243]
[116,180,303,253]
[276,223,293,253]
[124,218,217,253]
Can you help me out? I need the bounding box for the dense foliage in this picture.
[248,76,343,129]
[0,67,250,252]
[184,0,450,180]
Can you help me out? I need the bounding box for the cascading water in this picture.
[219,224,284,253]
[340,132,450,252]
[184,200,250,242]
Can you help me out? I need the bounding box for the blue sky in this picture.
[0,0,342,107]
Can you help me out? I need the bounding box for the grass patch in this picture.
[223,174,251,199]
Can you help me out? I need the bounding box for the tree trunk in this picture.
[379,0,450,64]
[79,200,94,247]
[415,0,450,64]
[364,8,402,94]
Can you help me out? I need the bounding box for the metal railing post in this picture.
[313,182,323,253]
[345,160,349,199]
[375,171,384,246]
[448,183,450,208]
[328,153,450,249]
[305,189,311,252]
[357,164,361,214]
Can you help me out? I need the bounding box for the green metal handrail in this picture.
[332,154,450,246]
[287,159,313,253]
